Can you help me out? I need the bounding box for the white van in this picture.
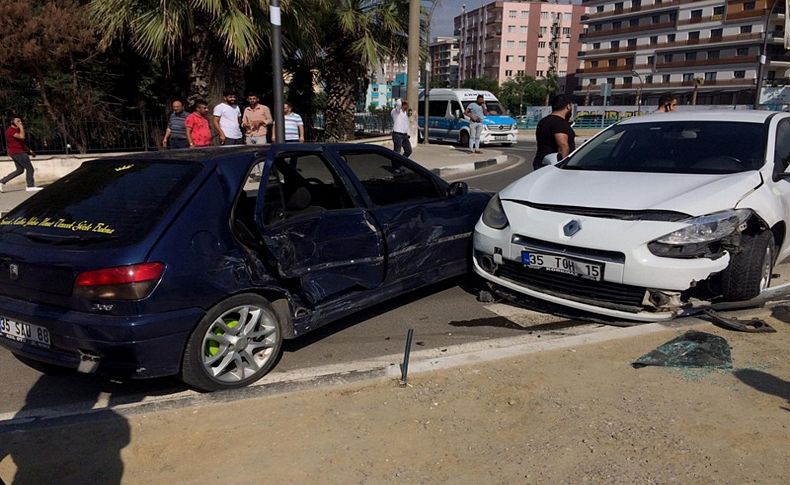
[418,89,518,146]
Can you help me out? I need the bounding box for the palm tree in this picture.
[87,0,314,103]
[315,0,410,142]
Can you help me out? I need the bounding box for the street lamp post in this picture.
[631,70,643,114]
[423,1,440,145]
[754,0,782,109]
[270,0,285,142]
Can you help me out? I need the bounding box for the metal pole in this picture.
[399,328,414,386]
[632,70,643,114]
[754,0,781,109]
[271,0,285,142]
[423,3,438,145]
[141,110,149,152]
[407,0,420,146]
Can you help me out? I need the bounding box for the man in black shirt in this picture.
[533,94,576,171]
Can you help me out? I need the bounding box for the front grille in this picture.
[512,235,626,263]
[495,259,647,309]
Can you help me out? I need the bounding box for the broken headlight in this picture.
[648,209,750,258]
[482,194,509,229]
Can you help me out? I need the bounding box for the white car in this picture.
[473,110,790,321]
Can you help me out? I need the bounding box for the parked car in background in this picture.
[0,145,490,391]
[418,89,519,146]
[473,111,790,321]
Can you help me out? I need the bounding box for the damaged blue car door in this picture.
[331,146,471,284]
[254,146,386,305]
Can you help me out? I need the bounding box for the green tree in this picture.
[87,0,316,103]
[497,75,549,115]
[461,77,499,95]
[316,0,410,142]
[0,1,117,153]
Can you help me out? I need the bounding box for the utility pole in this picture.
[407,0,420,146]
[754,0,782,109]
[271,0,285,143]
[423,1,440,145]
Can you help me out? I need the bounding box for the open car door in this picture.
[254,146,386,305]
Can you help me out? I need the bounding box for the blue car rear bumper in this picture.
[0,295,205,378]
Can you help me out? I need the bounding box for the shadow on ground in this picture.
[732,369,790,412]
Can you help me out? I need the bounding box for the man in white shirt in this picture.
[390,98,413,158]
[212,90,243,145]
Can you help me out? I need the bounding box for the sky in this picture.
[430,0,578,38]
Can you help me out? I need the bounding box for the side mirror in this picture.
[447,181,469,197]
[454,109,461,119]
[542,153,561,166]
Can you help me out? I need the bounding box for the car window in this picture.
[464,101,502,115]
[562,121,767,174]
[0,160,201,246]
[451,101,463,117]
[774,119,790,175]
[261,152,354,226]
[340,151,443,206]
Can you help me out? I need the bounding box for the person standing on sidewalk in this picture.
[533,94,575,171]
[213,90,243,145]
[465,94,488,154]
[242,92,272,145]
[390,98,412,158]
[1,116,41,193]
[162,100,189,149]
[273,102,305,143]
[185,100,213,148]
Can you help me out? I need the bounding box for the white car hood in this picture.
[499,167,763,216]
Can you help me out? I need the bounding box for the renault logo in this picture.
[563,220,582,237]
[9,263,18,281]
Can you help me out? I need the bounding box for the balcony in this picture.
[577,63,637,74]
[580,20,676,39]
[725,9,768,22]
[677,14,723,26]
[582,0,698,22]
[576,78,756,92]
[578,32,763,57]
[655,55,757,69]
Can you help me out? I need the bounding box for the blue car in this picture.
[0,144,490,391]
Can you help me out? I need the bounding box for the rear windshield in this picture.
[0,160,202,246]
[562,121,767,174]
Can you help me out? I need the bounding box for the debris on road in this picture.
[700,309,776,333]
[632,331,732,370]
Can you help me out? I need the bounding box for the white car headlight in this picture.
[482,194,509,229]
[481,124,489,131]
[648,209,751,258]
[654,210,750,245]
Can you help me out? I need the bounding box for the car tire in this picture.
[459,130,469,148]
[181,294,283,392]
[13,353,72,376]
[720,230,775,301]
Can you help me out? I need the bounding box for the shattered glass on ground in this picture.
[633,331,732,369]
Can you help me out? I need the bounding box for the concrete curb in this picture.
[0,318,699,428]
[430,154,509,177]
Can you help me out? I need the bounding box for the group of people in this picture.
[162,91,305,149]
[533,93,678,170]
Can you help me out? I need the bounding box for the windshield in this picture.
[0,160,202,246]
[464,101,504,116]
[562,121,767,174]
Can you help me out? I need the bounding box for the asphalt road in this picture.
[0,144,553,417]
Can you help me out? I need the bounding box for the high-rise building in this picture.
[575,0,789,106]
[428,37,460,88]
[454,1,585,93]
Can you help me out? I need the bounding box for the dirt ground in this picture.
[1,318,788,484]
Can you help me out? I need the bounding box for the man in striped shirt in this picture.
[273,102,304,143]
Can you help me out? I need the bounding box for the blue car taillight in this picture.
[73,262,165,300]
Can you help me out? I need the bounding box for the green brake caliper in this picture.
[207,317,239,357]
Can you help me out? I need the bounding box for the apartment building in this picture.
[576,0,789,106]
[428,37,460,88]
[453,1,585,93]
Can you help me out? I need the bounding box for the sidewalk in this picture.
[1,315,787,483]
[0,142,509,215]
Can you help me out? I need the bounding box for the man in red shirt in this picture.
[2,116,41,192]
[185,100,213,148]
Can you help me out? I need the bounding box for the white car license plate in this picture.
[521,251,603,281]
[0,317,51,348]
[493,135,508,141]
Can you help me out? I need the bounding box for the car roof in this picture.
[618,110,787,125]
